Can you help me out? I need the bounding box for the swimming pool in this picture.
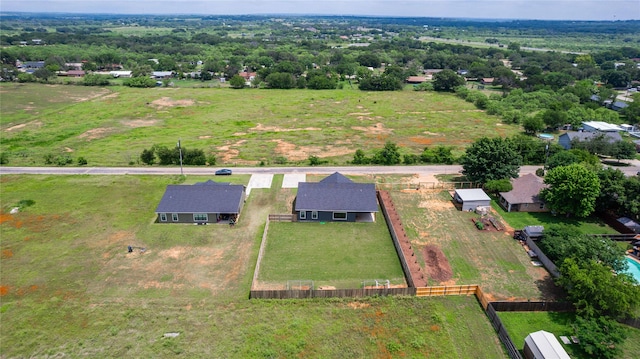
[538,133,554,140]
[624,257,640,283]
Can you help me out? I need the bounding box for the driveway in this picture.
[282,173,306,188]
[246,174,273,196]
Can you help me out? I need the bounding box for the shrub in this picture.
[77,157,88,166]
[483,179,512,193]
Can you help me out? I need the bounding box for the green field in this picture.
[0,174,508,358]
[0,83,520,166]
[258,220,406,289]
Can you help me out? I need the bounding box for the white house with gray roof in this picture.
[558,131,622,150]
[453,189,491,211]
[155,180,245,224]
[294,172,378,222]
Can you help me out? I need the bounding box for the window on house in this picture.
[193,213,208,222]
[299,211,306,220]
[160,213,167,222]
[540,203,545,209]
[172,213,178,222]
[333,212,347,220]
[311,211,318,220]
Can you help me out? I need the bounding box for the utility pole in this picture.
[177,139,183,176]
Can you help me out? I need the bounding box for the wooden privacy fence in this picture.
[268,214,295,222]
[490,301,575,312]
[375,182,481,191]
[416,285,478,297]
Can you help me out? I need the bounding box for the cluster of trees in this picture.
[460,135,639,220]
[139,144,214,166]
[537,225,640,358]
[351,142,456,165]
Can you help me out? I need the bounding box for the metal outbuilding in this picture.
[453,188,491,211]
[523,331,570,359]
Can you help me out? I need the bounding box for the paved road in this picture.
[1,164,638,176]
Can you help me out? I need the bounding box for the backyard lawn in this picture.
[391,189,562,300]
[257,220,406,289]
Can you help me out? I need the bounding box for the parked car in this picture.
[215,169,232,176]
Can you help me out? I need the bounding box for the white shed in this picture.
[453,189,491,211]
[523,331,570,359]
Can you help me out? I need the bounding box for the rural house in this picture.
[557,131,622,150]
[498,174,549,213]
[453,188,491,211]
[294,172,378,222]
[155,180,245,224]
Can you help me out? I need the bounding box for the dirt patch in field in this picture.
[352,122,392,135]
[72,88,112,102]
[121,119,158,128]
[217,140,246,163]
[271,139,354,161]
[78,127,113,141]
[4,120,43,132]
[249,123,322,132]
[423,245,453,283]
[149,97,195,109]
[347,302,371,309]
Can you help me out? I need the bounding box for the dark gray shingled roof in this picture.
[155,182,244,214]
[500,174,548,205]
[295,172,378,212]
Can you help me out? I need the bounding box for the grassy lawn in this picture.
[499,311,640,359]
[258,220,406,289]
[0,83,520,166]
[391,189,560,301]
[491,200,618,235]
[1,174,507,358]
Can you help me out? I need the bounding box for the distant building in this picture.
[581,121,623,132]
[558,131,622,150]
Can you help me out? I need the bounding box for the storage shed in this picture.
[453,189,491,211]
[523,331,570,359]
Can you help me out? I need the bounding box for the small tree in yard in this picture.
[352,149,370,164]
[432,69,465,92]
[229,75,246,89]
[483,179,512,194]
[140,148,155,165]
[572,316,627,359]
[540,163,600,217]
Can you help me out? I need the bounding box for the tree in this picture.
[558,258,640,319]
[140,148,155,165]
[351,149,370,165]
[372,141,401,165]
[541,109,568,129]
[229,75,246,89]
[421,145,455,164]
[546,151,579,170]
[432,69,465,92]
[622,93,640,124]
[573,316,626,359]
[123,76,156,88]
[538,224,626,272]
[265,72,295,89]
[522,116,545,134]
[540,164,600,217]
[461,137,521,183]
[483,179,512,193]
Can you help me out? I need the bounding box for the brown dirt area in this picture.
[149,97,195,109]
[351,122,393,135]
[422,245,453,283]
[121,119,158,128]
[78,127,113,141]
[4,120,43,132]
[248,123,322,132]
[271,139,354,161]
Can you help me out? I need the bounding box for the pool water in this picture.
[624,257,640,283]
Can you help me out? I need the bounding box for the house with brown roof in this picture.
[498,174,549,213]
[406,76,427,84]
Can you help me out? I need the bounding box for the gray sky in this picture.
[1,1,639,21]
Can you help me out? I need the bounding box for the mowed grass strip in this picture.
[491,201,618,235]
[259,220,406,288]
